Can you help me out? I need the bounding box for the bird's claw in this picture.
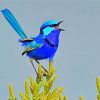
[37,64,48,77]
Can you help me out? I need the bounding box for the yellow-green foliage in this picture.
[79,96,84,100]
[96,76,100,100]
[8,83,16,100]
[8,63,100,100]
[8,63,66,100]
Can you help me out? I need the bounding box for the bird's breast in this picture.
[27,30,60,60]
[27,41,58,60]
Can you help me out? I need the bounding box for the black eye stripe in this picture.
[50,24,58,27]
[41,24,58,29]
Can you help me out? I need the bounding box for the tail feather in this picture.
[1,8,27,39]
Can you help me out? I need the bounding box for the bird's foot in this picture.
[37,64,48,77]
[49,61,53,71]
[34,59,48,76]
[41,65,48,76]
[46,61,57,80]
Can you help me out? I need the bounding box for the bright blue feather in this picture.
[1,8,27,39]
[1,8,63,61]
[42,27,54,36]
[27,30,61,60]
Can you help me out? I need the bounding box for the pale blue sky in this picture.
[0,0,100,100]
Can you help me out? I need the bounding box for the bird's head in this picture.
[40,20,65,36]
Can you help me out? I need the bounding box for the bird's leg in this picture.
[34,59,48,75]
[35,59,48,72]
[49,60,53,71]
[29,58,38,76]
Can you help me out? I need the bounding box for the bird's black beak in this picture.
[60,28,65,31]
[58,21,63,25]
[57,21,65,31]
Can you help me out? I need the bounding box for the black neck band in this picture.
[45,38,58,48]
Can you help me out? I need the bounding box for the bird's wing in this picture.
[19,38,34,43]
[22,39,44,56]
[22,46,35,56]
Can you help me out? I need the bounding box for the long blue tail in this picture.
[1,8,27,39]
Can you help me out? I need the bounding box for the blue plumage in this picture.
[1,8,64,75]
[27,29,60,60]
[1,9,27,39]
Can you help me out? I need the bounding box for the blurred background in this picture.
[0,0,100,100]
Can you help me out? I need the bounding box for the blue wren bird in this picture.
[1,8,65,75]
